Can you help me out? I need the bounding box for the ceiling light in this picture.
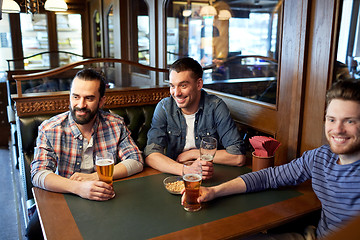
[182,9,192,17]
[1,0,21,13]
[199,5,217,18]
[44,0,68,12]
[218,9,231,20]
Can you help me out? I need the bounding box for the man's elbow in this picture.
[232,154,246,167]
[145,154,155,167]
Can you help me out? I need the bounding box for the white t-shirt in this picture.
[183,112,196,151]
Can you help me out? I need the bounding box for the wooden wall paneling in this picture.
[276,0,309,165]
[300,0,339,154]
[82,3,91,57]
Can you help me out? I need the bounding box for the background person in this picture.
[182,80,360,239]
[144,57,246,179]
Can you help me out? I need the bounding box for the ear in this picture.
[99,96,106,108]
[197,78,203,90]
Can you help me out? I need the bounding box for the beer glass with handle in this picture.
[96,151,115,186]
[182,160,202,212]
[200,136,217,162]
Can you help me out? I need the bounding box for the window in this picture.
[336,0,359,81]
[20,13,49,69]
[166,0,282,104]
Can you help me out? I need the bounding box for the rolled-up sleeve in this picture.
[117,124,144,176]
[31,126,58,183]
[144,101,168,158]
[214,99,246,155]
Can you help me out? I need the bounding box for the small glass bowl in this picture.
[163,176,184,194]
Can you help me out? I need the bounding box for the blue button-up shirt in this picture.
[144,90,246,159]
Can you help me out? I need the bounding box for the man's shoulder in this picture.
[100,110,125,124]
[39,111,69,131]
[158,96,173,105]
[202,91,224,104]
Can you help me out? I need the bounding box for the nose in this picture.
[333,121,345,134]
[173,87,181,97]
[78,97,86,108]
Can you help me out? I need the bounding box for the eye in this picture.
[326,117,335,123]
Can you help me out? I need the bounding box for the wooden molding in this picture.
[13,87,170,117]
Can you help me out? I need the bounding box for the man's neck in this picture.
[338,151,360,165]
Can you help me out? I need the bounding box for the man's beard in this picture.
[70,105,98,125]
[327,134,360,155]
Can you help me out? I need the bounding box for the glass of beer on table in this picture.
[200,136,217,162]
[182,160,202,212]
[96,151,115,186]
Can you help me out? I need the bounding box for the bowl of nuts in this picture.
[163,176,185,194]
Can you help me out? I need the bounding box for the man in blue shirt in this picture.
[182,80,360,239]
[144,57,246,179]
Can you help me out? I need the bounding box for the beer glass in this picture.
[182,160,202,212]
[200,136,217,162]
[95,151,115,186]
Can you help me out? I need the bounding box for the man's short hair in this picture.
[326,80,360,106]
[169,57,203,80]
[73,69,107,98]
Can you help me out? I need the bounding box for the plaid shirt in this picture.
[31,110,143,179]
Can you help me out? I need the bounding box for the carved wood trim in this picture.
[13,87,170,117]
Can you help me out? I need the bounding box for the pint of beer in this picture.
[182,160,202,212]
[95,152,115,186]
[183,173,202,212]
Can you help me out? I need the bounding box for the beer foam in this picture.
[183,173,201,182]
[96,159,114,166]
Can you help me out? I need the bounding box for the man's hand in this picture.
[176,149,199,163]
[70,172,99,182]
[181,186,216,206]
[76,181,115,201]
[200,159,213,180]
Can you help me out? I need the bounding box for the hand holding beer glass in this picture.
[182,160,202,212]
[200,136,217,162]
[95,152,115,186]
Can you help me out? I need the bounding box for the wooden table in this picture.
[33,166,321,240]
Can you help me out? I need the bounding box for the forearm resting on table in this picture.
[44,173,85,195]
[212,177,247,198]
[145,152,183,176]
[113,159,143,179]
[213,150,246,166]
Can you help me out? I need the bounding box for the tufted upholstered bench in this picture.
[16,104,156,219]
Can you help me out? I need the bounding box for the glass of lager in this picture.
[95,151,115,186]
[182,160,202,212]
[200,136,217,162]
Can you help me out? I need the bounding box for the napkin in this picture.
[249,136,281,157]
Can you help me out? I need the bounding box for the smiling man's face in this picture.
[325,99,360,155]
[169,70,203,115]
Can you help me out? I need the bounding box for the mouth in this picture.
[75,109,90,116]
[331,135,349,144]
[174,97,187,105]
